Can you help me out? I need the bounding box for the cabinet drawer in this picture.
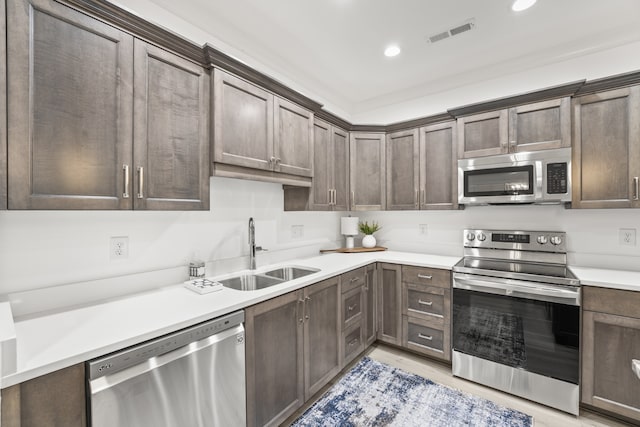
[405,285,445,319]
[583,286,640,319]
[343,323,364,365]
[341,267,366,293]
[402,266,450,289]
[342,286,363,330]
[403,316,448,360]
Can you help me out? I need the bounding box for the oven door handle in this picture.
[453,274,580,306]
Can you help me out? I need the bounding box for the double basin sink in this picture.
[217,266,320,291]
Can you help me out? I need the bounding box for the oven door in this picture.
[452,273,580,384]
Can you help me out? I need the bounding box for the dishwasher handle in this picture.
[88,310,244,380]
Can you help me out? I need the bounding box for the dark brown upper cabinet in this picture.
[7,0,134,209]
[133,40,210,210]
[419,121,458,210]
[309,119,349,210]
[213,69,314,182]
[0,0,6,210]
[457,97,571,159]
[350,132,385,211]
[572,86,640,209]
[7,0,210,210]
[386,129,420,210]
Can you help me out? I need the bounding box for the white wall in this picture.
[358,206,640,271]
[0,178,344,315]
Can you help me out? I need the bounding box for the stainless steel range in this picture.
[452,229,580,415]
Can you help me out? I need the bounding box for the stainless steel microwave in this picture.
[458,147,571,205]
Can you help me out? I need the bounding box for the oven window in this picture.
[452,288,579,384]
[464,165,534,197]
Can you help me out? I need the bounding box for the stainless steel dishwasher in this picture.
[87,310,246,427]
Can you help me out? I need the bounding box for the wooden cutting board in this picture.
[320,246,387,253]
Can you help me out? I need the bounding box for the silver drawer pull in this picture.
[417,274,432,280]
[350,277,361,283]
[633,359,640,380]
[122,164,130,199]
[137,166,144,199]
[418,299,433,306]
[634,177,639,201]
[348,304,357,311]
[348,338,359,347]
[418,333,433,341]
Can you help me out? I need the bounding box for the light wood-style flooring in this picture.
[283,344,633,426]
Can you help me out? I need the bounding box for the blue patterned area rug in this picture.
[291,357,533,427]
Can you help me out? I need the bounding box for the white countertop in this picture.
[1,251,459,388]
[569,266,640,292]
[3,250,639,389]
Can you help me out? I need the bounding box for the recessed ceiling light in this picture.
[512,0,537,12]
[384,45,401,57]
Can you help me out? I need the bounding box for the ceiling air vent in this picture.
[427,18,476,44]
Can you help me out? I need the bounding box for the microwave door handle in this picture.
[536,161,543,199]
[453,276,579,305]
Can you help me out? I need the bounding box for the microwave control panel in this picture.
[546,162,568,194]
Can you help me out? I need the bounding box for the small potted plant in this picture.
[359,221,381,248]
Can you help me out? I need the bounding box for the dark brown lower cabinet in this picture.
[377,263,402,345]
[582,286,640,423]
[1,364,86,427]
[245,277,340,427]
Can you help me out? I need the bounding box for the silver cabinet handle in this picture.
[417,274,433,280]
[348,304,357,312]
[634,177,639,201]
[415,189,418,207]
[137,166,144,199]
[351,191,355,209]
[328,189,333,205]
[297,299,304,323]
[333,189,337,205]
[421,188,425,207]
[269,156,276,168]
[633,359,640,380]
[348,338,359,347]
[418,333,433,341]
[418,299,433,306]
[304,296,311,320]
[122,164,130,199]
[350,277,361,283]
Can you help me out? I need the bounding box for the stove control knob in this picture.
[466,232,475,241]
[550,236,563,245]
[537,235,548,245]
[477,232,486,241]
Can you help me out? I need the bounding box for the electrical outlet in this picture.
[291,225,304,239]
[619,228,636,246]
[419,224,428,235]
[110,236,129,259]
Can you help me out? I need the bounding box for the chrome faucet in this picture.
[248,217,264,270]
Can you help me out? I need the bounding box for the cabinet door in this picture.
[245,291,304,427]
[573,86,640,209]
[332,126,350,211]
[457,110,508,158]
[350,133,385,210]
[386,129,419,210]
[508,98,571,153]
[0,0,6,210]
[364,263,377,346]
[309,119,332,210]
[7,0,134,209]
[1,363,86,427]
[582,310,640,422]
[419,121,457,210]
[213,69,274,172]
[274,97,313,177]
[133,40,210,210]
[303,277,341,400]
[377,263,402,345]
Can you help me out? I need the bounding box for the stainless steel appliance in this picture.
[458,147,571,205]
[88,311,246,427]
[452,229,580,415]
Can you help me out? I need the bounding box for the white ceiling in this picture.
[145,0,640,119]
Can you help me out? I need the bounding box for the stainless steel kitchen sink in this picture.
[217,274,284,291]
[218,266,320,291]
[261,266,320,281]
